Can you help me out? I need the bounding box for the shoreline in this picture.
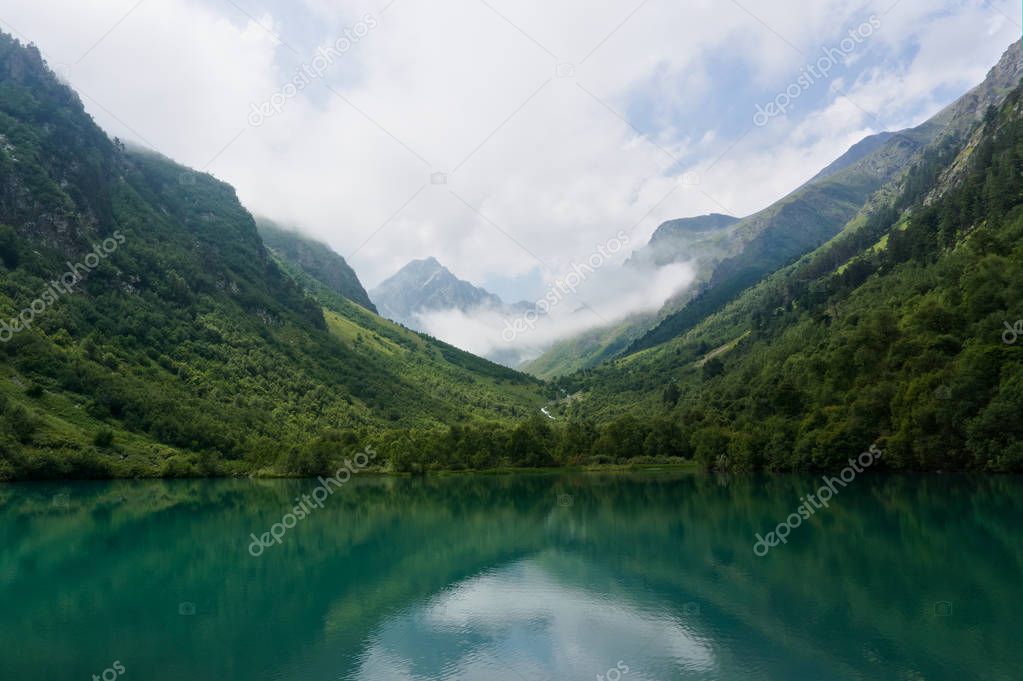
[0,460,703,483]
[3,461,1021,484]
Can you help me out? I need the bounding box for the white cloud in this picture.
[2,0,1018,357]
[415,260,695,364]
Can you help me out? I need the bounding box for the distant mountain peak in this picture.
[403,256,443,270]
[370,257,505,329]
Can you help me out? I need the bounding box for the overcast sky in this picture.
[1,0,1019,303]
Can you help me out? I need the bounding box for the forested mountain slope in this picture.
[628,39,1022,355]
[526,121,940,378]
[527,41,1023,380]
[560,72,1023,471]
[521,213,741,378]
[0,34,545,480]
[256,218,377,312]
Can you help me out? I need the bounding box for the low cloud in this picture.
[415,260,694,365]
[4,0,1018,301]
[4,0,1018,366]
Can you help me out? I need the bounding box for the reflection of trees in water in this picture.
[0,473,1019,680]
[546,473,1023,680]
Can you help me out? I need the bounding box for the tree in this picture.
[702,358,724,380]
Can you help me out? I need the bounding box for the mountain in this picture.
[0,33,545,480]
[526,128,937,378]
[553,39,1023,472]
[627,128,936,354]
[526,122,935,378]
[256,218,377,312]
[802,131,895,185]
[2,27,1020,479]
[632,213,741,268]
[626,39,1023,355]
[518,315,646,379]
[525,42,1023,378]
[521,214,740,378]
[371,257,523,330]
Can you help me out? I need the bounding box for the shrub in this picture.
[93,428,115,448]
[3,406,37,444]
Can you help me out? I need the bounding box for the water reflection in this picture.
[0,473,1019,680]
[355,556,715,680]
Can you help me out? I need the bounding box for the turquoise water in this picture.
[0,472,1019,680]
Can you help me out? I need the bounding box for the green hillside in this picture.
[1,29,1020,478]
[520,315,645,379]
[527,42,1022,378]
[256,217,377,313]
[627,127,976,355]
[559,77,1023,471]
[0,34,546,480]
[627,41,1022,357]
[522,214,740,379]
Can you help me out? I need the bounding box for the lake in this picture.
[0,472,1019,680]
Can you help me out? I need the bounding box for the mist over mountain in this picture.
[398,36,1023,375]
[0,33,544,478]
[0,22,1021,478]
[525,40,1023,377]
[370,257,521,330]
[256,218,377,313]
[627,37,1023,355]
[627,213,741,269]
[372,251,697,369]
[554,38,1023,472]
[4,8,1023,681]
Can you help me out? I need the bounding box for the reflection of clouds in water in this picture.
[352,559,716,681]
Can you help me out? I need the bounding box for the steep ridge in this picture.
[522,214,740,378]
[525,50,1013,380]
[630,213,741,268]
[561,45,1023,471]
[802,131,894,185]
[627,39,1023,355]
[527,126,934,378]
[256,218,377,312]
[0,34,544,479]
